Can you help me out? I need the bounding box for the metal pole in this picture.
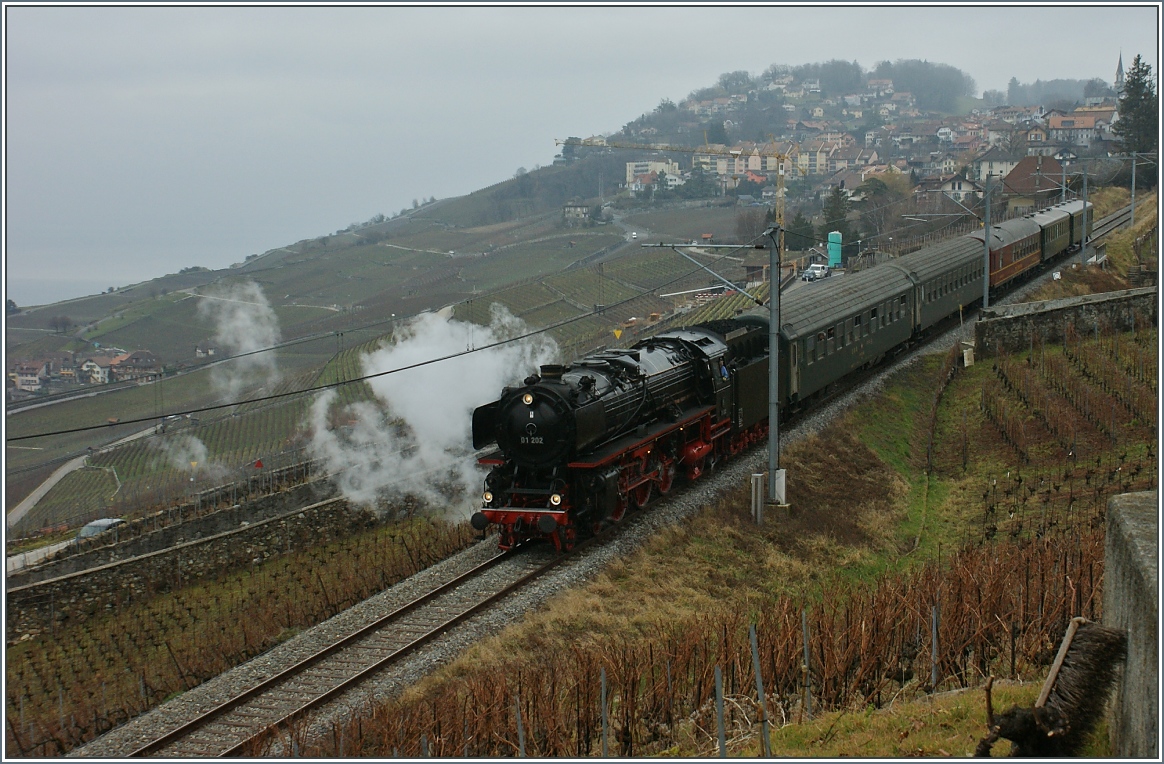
[982,174,991,309]
[1130,153,1136,227]
[767,228,780,501]
[1081,163,1089,264]
[1061,161,1066,204]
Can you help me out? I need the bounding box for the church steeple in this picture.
[1116,52,1125,95]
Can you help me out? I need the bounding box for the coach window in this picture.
[870,307,878,332]
[899,296,907,320]
[826,326,836,354]
[854,313,863,337]
[806,335,815,365]
[817,332,826,360]
[845,317,854,344]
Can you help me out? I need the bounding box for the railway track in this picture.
[127,543,563,757]
[1092,205,1132,241]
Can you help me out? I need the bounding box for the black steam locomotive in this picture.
[471,318,770,550]
[471,199,1094,551]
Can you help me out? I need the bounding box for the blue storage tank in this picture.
[827,231,842,267]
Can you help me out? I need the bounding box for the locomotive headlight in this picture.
[522,392,534,405]
[550,493,562,506]
[483,491,494,504]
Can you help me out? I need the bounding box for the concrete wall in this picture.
[975,286,1157,358]
[6,495,374,644]
[1105,491,1158,758]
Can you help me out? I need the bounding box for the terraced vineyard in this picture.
[6,517,476,757]
[544,267,640,309]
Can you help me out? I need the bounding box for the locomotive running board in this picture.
[567,405,719,469]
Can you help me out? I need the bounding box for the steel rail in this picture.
[221,547,578,757]
[126,547,517,757]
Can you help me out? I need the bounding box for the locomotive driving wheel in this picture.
[657,460,675,495]
[631,481,652,510]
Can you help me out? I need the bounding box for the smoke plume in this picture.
[308,305,558,514]
[154,433,227,481]
[197,281,282,399]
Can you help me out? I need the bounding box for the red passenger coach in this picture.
[968,217,1042,289]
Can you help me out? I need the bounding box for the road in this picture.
[6,540,72,574]
[6,423,157,547]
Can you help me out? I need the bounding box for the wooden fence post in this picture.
[750,624,771,757]
[802,609,812,720]
[601,666,608,758]
[715,665,726,757]
[515,695,525,757]
[931,604,940,691]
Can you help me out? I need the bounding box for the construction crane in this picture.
[556,137,801,253]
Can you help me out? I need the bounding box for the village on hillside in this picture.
[564,58,1132,242]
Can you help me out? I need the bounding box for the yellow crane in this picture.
[556,137,801,252]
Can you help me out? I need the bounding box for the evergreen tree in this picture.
[785,209,815,251]
[816,185,858,260]
[1114,55,1158,154]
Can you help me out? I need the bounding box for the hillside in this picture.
[6,187,760,532]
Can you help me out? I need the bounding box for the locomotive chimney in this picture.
[539,364,566,380]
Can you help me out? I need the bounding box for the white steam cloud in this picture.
[154,433,228,481]
[308,305,558,513]
[197,281,282,399]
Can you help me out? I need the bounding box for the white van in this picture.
[801,263,831,281]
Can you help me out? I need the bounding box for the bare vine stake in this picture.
[601,666,608,758]
[715,665,726,758]
[931,604,940,692]
[802,609,812,720]
[749,624,771,757]
[515,695,526,757]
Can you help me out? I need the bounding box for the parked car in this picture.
[75,518,124,541]
[801,263,831,281]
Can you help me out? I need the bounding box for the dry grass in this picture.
[747,677,1108,757]
[1028,191,1158,303]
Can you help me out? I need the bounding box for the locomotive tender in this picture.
[471,200,1092,551]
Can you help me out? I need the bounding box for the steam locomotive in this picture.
[470,199,1093,551]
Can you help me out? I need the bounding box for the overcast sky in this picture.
[5,4,1159,306]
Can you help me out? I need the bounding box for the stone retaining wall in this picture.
[974,286,1157,358]
[6,494,373,644]
[1104,491,1158,758]
[7,479,337,588]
